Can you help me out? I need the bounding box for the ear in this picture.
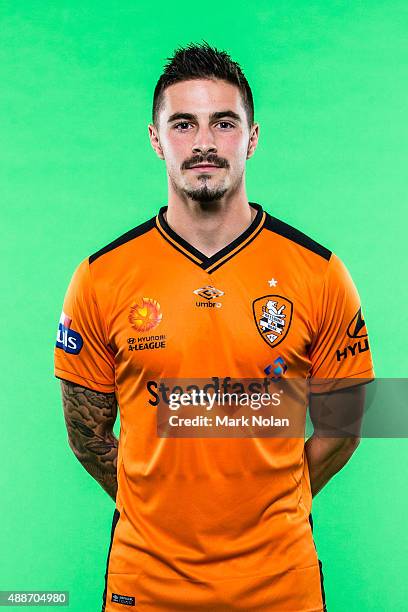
[148,124,165,160]
[246,122,260,159]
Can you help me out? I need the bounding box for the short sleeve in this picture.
[54,257,115,392]
[309,253,375,393]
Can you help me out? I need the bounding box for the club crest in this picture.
[253,295,293,348]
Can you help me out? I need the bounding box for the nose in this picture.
[191,126,217,156]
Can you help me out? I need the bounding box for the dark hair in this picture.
[152,41,254,129]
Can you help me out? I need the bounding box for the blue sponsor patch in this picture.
[56,322,83,355]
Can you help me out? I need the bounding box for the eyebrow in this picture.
[167,110,242,124]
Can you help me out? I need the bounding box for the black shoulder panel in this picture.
[264,213,332,261]
[89,217,156,264]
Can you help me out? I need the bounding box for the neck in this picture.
[164,194,257,258]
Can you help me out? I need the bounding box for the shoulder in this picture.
[88,215,156,265]
[263,211,332,262]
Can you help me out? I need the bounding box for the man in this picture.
[55,42,374,611]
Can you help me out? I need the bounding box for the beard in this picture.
[182,180,228,203]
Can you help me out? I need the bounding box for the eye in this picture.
[217,121,234,129]
[174,122,192,131]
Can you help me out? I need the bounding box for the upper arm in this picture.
[309,253,375,393]
[54,257,115,393]
[60,379,118,457]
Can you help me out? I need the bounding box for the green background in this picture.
[1,1,407,610]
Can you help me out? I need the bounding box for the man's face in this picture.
[149,78,258,202]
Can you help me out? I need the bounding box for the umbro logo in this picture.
[193,285,224,300]
[193,285,224,308]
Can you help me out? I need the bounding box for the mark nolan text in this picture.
[168,415,290,427]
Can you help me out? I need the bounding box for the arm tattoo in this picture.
[60,380,118,501]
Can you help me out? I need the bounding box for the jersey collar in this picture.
[155,202,266,274]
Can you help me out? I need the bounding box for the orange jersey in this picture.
[54,202,374,611]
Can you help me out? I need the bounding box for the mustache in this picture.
[182,155,229,170]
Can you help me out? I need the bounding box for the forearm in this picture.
[61,380,119,501]
[305,434,359,497]
[69,433,118,501]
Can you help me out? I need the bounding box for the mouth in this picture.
[188,164,221,172]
